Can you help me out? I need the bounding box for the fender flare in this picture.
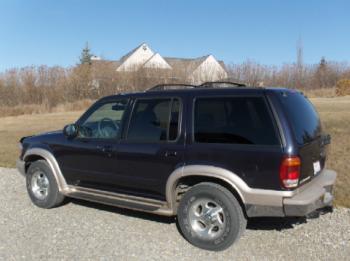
[23,148,68,192]
[165,165,293,210]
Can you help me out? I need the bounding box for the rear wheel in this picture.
[177,182,246,251]
[26,160,65,208]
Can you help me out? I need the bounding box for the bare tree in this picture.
[295,37,304,89]
[1,58,350,116]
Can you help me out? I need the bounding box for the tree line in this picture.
[1,49,350,111]
[227,58,350,91]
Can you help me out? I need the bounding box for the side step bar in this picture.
[65,186,174,216]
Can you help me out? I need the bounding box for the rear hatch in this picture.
[278,91,330,185]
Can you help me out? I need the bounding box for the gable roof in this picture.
[164,55,210,73]
[119,42,150,63]
[143,53,172,69]
[91,59,121,69]
[96,43,227,76]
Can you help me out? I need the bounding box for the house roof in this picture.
[164,55,210,73]
[143,53,172,69]
[92,43,227,75]
[119,42,149,63]
[92,59,121,68]
[218,60,227,71]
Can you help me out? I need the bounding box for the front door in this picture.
[56,99,129,190]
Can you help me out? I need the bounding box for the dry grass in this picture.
[311,96,350,207]
[0,99,93,117]
[0,88,338,117]
[303,88,336,98]
[0,97,349,207]
[0,111,83,168]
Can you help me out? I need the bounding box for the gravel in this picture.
[0,167,349,260]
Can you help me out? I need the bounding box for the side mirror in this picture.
[63,123,78,138]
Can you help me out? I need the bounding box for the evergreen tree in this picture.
[315,57,328,88]
[79,42,92,65]
[318,57,327,72]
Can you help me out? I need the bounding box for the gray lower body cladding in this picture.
[17,153,336,218]
[246,169,336,217]
[16,159,26,177]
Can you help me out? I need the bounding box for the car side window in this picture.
[78,100,128,139]
[127,98,181,142]
[194,97,279,145]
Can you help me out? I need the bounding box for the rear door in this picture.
[186,93,283,190]
[115,97,185,200]
[277,91,329,184]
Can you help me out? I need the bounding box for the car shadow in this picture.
[247,216,307,231]
[69,198,311,231]
[247,207,333,231]
[69,198,175,224]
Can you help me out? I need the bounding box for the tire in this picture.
[177,182,247,251]
[26,160,65,209]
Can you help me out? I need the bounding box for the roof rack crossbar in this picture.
[146,81,247,92]
[199,81,246,87]
[146,84,196,92]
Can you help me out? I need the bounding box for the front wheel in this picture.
[26,160,65,209]
[177,182,247,251]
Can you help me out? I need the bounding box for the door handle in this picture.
[97,145,114,155]
[165,151,178,157]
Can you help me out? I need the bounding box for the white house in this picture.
[114,43,228,84]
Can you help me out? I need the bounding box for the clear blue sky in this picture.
[0,0,349,71]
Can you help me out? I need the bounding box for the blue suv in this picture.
[17,82,336,251]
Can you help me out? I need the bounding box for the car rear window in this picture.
[278,91,321,145]
[194,97,279,145]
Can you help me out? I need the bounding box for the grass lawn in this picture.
[311,97,350,208]
[0,111,83,168]
[0,97,349,207]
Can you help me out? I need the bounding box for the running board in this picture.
[65,186,174,216]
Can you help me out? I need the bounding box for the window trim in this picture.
[124,97,183,144]
[265,94,286,148]
[191,94,282,147]
[74,98,130,141]
[167,98,182,141]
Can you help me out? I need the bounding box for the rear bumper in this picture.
[283,169,336,216]
[245,169,337,217]
[16,159,26,177]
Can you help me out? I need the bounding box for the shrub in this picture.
[335,79,350,96]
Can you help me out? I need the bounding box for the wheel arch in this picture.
[24,154,46,172]
[166,165,248,214]
[23,148,68,192]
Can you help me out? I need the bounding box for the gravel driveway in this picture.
[0,167,349,260]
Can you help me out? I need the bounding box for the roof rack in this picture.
[199,81,246,88]
[146,84,196,92]
[146,81,246,92]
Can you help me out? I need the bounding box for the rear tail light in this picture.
[279,156,301,189]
